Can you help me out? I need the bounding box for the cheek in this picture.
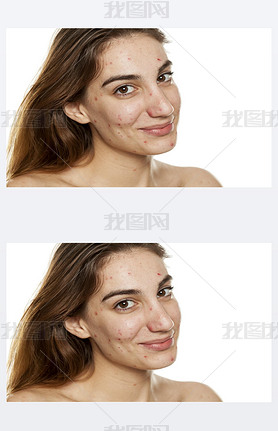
[109,102,143,127]
[113,316,143,341]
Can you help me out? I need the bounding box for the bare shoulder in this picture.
[154,161,222,187]
[154,375,222,402]
[179,381,222,402]
[7,387,73,402]
[7,388,46,402]
[181,167,222,187]
[7,172,68,187]
[7,173,48,187]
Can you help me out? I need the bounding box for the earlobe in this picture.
[63,102,90,124]
[64,316,91,339]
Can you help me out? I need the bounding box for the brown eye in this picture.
[157,72,173,83]
[119,86,128,93]
[118,300,128,308]
[114,299,135,310]
[157,286,173,297]
[115,85,134,95]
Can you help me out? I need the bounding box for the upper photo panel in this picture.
[6,28,271,187]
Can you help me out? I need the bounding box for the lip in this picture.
[139,335,174,351]
[139,120,174,137]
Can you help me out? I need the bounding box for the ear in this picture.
[64,316,91,339]
[63,101,90,124]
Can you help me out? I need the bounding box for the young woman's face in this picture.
[82,250,181,370]
[81,34,181,155]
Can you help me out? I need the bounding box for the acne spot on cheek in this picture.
[157,58,162,61]
[94,97,98,101]
[128,272,131,275]
[149,307,152,311]
[117,338,121,341]
[109,62,113,65]
[159,108,162,112]
[108,338,111,342]
[170,143,174,147]
[117,123,121,126]
[94,119,97,123]
[110,276,113,279]
[100,308,103,312]
[157,273,161,276]
[144,355,148,358]
[118,330,122,336]
[144,141,147,143]
[108,123,111,127]
[93,333,97,338]
[127,57,131,60]
[170,357,174,362]
[149,93,152,96]
[133,383,137,386]
[94,311,98,316]
[133,168,137,172]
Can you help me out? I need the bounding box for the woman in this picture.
[7,28,221,187]
[7,243,221,402]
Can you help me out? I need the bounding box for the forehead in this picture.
[99,35,168,73]
[102,249,166,275]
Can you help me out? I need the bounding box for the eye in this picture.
[157,286,174,297]
[114,299,135,310]
[114,85,135,96]
[157,71,174,84]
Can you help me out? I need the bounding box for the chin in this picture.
[141,141,177,156]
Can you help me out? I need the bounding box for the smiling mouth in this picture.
[139,120,174,137]
[139,333,174,351]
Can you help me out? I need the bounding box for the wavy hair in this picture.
[7,243,168,395]
[7,28,168,180]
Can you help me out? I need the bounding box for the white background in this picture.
[6,28,272,187]
[6,242,272,402]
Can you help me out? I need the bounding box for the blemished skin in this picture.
[7,250,222,402]
[7,34,221,187]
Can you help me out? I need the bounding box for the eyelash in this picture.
[113,71,174,97]
[114,286,174,312]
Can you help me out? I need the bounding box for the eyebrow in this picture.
[101,59,173,88]
[101,274,173,302]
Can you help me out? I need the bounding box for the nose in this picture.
[146,88,174,118]
[146,303,174,333]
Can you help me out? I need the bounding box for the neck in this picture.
[64,355,158,402]
[60,140,159,187]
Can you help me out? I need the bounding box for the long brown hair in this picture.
[7,243,168,395]
[7,28,168,180]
